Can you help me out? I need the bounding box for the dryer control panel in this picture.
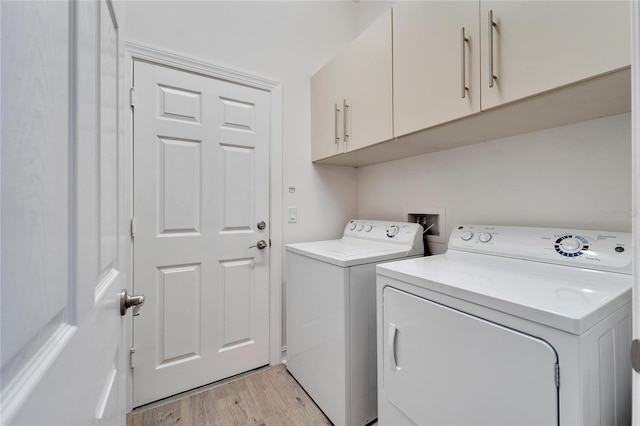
[449,225,632,274]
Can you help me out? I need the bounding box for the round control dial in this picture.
[357,224,364,231]
[349,222,357,231]
[365,225,373,232]
[386,225,400,238]
[554,234,589,257]
[478,232,492,243]
[461,231,474,241]
[559,238,580,252]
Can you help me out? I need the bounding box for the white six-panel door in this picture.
[132,60,271,406]
[1,1,128,424]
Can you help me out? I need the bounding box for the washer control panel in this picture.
[449,225,631,274]
[343,219,423,245]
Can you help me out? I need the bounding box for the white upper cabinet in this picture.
[480,1,630,110]
[311,9,392,161]
[311,1,630,166]
[393,1,480,138]
[311,49,346,161]
[342,8,393,152]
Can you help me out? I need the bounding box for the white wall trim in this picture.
[269,84,284,366]
[630,0,639,422]
[125,42,279,91]
[124,42,284,409]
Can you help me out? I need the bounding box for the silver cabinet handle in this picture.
[343,99,349,144]
[388,323,399,371]
[488,10,497,88]
[461,27,469,98]
[250,240,267,249]
[334,103,341,145]
[120,289,145,316]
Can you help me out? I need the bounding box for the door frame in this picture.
[631,0,639,423]
[124,43,284,411]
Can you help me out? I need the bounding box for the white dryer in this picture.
[286,220,424,426]
[377,225,632,426]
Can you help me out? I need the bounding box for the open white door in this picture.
[1,1,129,424]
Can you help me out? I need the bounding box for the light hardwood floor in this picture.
[128,364,332,426]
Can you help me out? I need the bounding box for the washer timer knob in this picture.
[478,232,492,243]
[461,231,474,241]
[559,238,581,252]
[386,225,400,238]
[349,222,357,231]
[357,224,364,231]
[554,234,589,257]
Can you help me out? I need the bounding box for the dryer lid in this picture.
[377,250,631,335]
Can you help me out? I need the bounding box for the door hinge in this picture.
[631,339,640,373]
[129,87,137,108]
[554,364,560,388]
[130,217,136,239]
[130,347,135,369]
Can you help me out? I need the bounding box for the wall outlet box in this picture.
[404,207,446,244]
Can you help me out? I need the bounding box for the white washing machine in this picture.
[286,220,424,426]
[376,225,632,426]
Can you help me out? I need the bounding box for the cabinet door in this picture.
[343,9,393,152]
[480,1,630,110]
[393,1,480,138]
[311,51,345,162]
[382,287,559,425]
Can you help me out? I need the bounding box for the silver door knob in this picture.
[120,289,145,316]
[250,240,267,249]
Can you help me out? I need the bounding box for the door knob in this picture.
[250,240,268,249]
[120,289,145,316]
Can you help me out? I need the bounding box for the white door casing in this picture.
[1,1,128,424]
[132,60,272,406]
[631,0,640,423]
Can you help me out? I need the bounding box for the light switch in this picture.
[288,206,297,223]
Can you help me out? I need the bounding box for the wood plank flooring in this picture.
[128,364,332,426]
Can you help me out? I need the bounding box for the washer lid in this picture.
[377,251,631,335]
[286,237,417,267]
